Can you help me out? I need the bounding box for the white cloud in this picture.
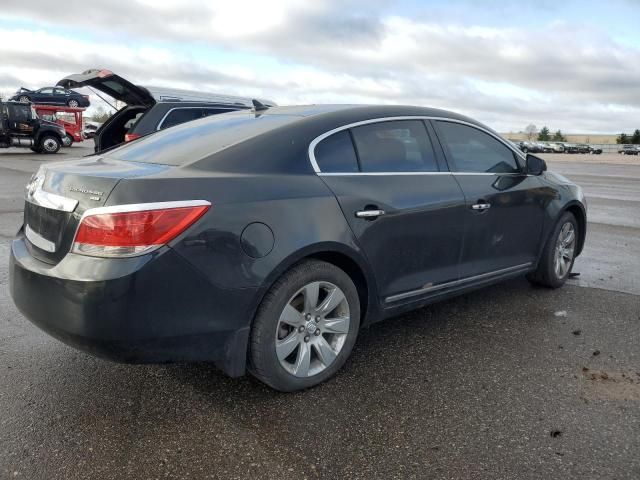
[1,1,640,132]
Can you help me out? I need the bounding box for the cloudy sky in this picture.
[1,0,639,133]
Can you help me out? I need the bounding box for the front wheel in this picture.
[67,99,79,107]
[62,134,74,147]
[250,260,360,391]
[39,135,61,154]
[18,95,29,103]
[527,212,578,288]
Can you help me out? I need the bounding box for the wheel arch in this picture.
[561,201,587,256]
[252,242,379,332]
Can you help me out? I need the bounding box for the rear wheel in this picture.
[250,260,360,391]
[527,212,578,288]
[39,135,61,154]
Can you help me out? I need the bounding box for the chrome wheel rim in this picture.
[275,281,350,378]
[18,96,29,102]
[68,100,78,107]
[554,222,576,279]
[42,138,58,152]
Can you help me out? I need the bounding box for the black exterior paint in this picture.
[9,105,587,377]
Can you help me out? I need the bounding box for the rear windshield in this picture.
[105,111,299,166]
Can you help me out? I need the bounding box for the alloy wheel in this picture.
[275,281,350,378]
[68,99,79,107]
[554,222,576,279]
[18,96,29,103]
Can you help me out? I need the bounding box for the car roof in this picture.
[143,86,276,108]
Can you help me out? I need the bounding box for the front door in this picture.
[432,120,546,278]
[313,119,467,302]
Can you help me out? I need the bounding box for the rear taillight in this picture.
[72,201,211,257]
[124,133,142,142]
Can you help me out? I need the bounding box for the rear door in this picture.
[314,119,467,303]
[36,88,56,104]
[432,120,546,278]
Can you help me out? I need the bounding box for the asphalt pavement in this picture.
[1,146,639,479]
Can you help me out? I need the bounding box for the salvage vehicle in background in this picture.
[548,142,565,153]
[83,122,101,139]
[587,145,602,154]
[57,69,276,152]
[9,104,587,391]
[11,87,90,107]
[34,104,85,147]
[515,141,542,153]
[0,100,66,153]
[618,145,640,155]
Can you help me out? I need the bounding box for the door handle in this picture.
[355,209,385,219]
[471,203,491,211]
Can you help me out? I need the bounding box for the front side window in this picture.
[351,120,438,172]
[160,108,203,129]
[314,130,358,173]
[38,88,53,94]
[436,121,520,174]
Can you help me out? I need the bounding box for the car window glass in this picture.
[39,88,53,94]
[315,130,359,173]
[53,88,65,95]
[8,104,30,122]
[436,121,520,173]
[202,108,235,118]
[161,108,203,129]
[351,120,438,172]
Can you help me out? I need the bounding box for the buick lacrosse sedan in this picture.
[10,105,586,391]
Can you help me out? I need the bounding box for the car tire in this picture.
[67,99,79,107]
[62,134,74,147]
[18,95,30,103]
[527,212,578,289]
[249,259,360,392]
[39,135,61,154]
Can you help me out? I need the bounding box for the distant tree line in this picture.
[523,124,567,142]
[616,130,640,144]
[537,126,566,142]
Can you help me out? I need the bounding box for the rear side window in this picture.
[202,108,235,118]
[351,120,438,172]
[436,121,520,174]
[160,108,203,129]
[314,130,359,173]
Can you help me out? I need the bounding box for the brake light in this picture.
[72,201,211,257]
[124,133,141,142]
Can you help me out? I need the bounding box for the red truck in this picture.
[33,104,85,147]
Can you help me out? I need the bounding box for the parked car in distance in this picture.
[82,122,101,139]
[573,144,590,154]
[536,142,553,153]
[0,100,66,153]
[9,105,587,391]
[588,146,602,155]
[34,104,85,147]
[515,141,541,153]
[548,142,565,153]
[57,69,276,152]
[11,87,90,108]
[618,145,640,155]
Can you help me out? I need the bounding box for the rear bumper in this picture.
[9,234,257,377]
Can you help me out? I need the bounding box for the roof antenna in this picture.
[252,99,269,112]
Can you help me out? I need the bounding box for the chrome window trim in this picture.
[308,115,526,175]
[157,107,205,131]
[27,189,79,212]
[385,262,533,303]
[25,224,56,253]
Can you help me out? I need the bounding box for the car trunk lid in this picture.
[24,157,169,264]
[56,69,155,107]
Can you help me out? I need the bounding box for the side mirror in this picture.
[526,154,547,175]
